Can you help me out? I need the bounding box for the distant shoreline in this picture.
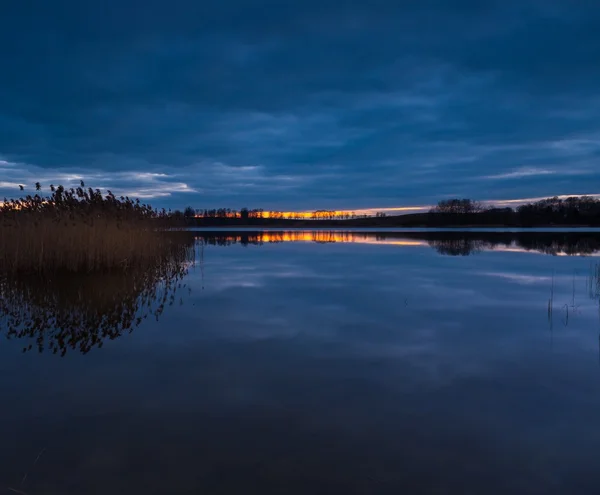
[184,197,600,228]
[184,215,600,229]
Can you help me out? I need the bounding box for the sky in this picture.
[1,0,599,212]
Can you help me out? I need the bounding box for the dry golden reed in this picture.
[0,181,182,273]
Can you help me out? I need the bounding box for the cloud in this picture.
[0,181,22,189]
[1,1,600,208]
[488,193,600,208]
[484,167,556,180]
[0,160,196,201]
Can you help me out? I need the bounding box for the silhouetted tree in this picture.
[430,199,483,215]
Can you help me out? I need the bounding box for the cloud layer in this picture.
[1,0,599,209]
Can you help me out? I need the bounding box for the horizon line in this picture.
[2,191,599,216]
[256,192,600,217]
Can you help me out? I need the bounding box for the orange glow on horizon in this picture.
[192,193,600,219]
[259,206,429,219]
[193,206,429,219]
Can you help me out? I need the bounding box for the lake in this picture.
[1,230,600,494]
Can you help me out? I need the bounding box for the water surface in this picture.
[1,231,600,494]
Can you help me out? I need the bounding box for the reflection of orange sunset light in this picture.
[198,231,429,247]
[195,232,600,256]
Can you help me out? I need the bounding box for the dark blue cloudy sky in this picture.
[1,0,599,211]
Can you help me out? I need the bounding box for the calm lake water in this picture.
[2,231,600,494]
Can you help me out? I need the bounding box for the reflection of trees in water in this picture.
[194,231,600,257]
[0,235,195,356]
[517,236,600,256]
[196,231,358,246]
[427,239,491,256]
[428,233,600,257]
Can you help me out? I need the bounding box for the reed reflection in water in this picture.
[2,230,600,494]
[2,230,599,358]
[0,234,196,356]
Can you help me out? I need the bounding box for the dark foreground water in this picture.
[1,231,600,494]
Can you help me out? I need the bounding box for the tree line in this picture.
[180,207,370,220]
[428,196,600,226]
[182,207,265,219]
[161,195,600,226]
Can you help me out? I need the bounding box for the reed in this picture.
[0,182,180,273]
[548,270,554,318]
[590,262,600,301]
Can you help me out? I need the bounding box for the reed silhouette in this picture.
[0,182,183,273]
[590,262,600,301]
[0,233,195,356]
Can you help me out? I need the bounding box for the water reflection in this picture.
[0,235,195,356]
[193,230,600,256]
[2,231,599,358]
[546,263,600,350]
[3,231,600,493]
[590,262,600,300]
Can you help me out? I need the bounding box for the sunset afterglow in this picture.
[259,206,429,218]
[193,206,429,219]
[3,2,600,492]
[255,231,428,245]
[198,231,430,247]
[195,232,600,256]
